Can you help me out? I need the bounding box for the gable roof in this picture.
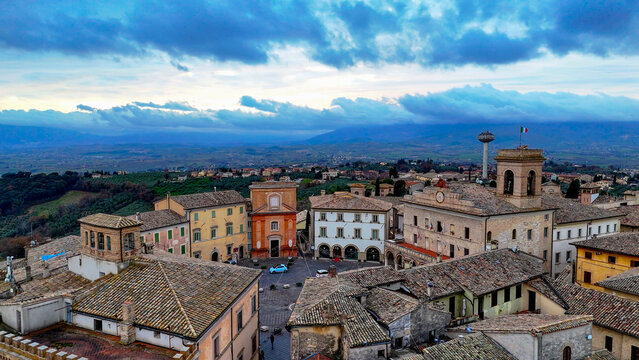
[402,249,544,299]
[339,266,405,288]
[170,190,246,210]
[452,314,592,335]
[309,192,393,212]
[595,266,639,297]
[78,213,141,229]
[571,232,639,257]
[617,205,639,228]
[542,195,621,224]
[422,333,515,360]
[1,270,90,305]
[365,287,419,325]
[551,273,639,338]
[127,210,187,232]
[73,256,260,339]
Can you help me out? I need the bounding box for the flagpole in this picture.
[519,126,522,147]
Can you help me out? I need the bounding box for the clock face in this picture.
[436,191,445,203]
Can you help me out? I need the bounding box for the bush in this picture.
[261,265,267,269]
[270,284,276,290]
[253,262,260,266]
[296,282,303,287]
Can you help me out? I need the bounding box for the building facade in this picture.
[249,181,298,258]
[129,209,190,256]
[310,192,392,262]
[154,191,249,262]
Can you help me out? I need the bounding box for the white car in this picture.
[316,269,329,277]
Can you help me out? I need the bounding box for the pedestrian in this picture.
[260,350,265,360]
[270,333,275,350]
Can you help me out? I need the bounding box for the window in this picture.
[337,213,344,221]
[166,230,172,240]
[270,221,279,231]
[337,228,344,238]
[107,236,111,251]
[528,229,532,240]
[585,251,592,259]
[544,214,549,221]
[320,212,326,221]
[227,208,233,216]
[194,213,199,221]
[464,248,469,256]
[372,214,379,223]
[168,248,173,253]
[504,170,514,195]
[354,228,362,239]
[155,233,160,243]
[194,251,201,258]
[154,331,161,339]
[424,218,429,227]
[544,227,548,237]
[90,231,95,248]
[464,227,470,239]
[606,224,610,233]
[556,231,561,240]
[448,296,455,314]
[181,245,186,255]
[193,229,201,242]
[227,245,232,255]
[237,310,243,332]
[180,227,185,237]
[240,206,243,214]
[319,227,327,237]
[123,233,135,251]
[491,291,498,307]
[251,295,257,314]
[85,231,88,245]
[614,224,617,232]
[211,227,217,238]
[97,233,105,250]
[413,234,418,244]
[598,225,601,233]
[240,224,243,233]
[413,215,418,226]
[605,336,613,352]
[584,271,592,284]
[588,227,592,236]
[631,260,639,267]
[578,228,582,237]
[269,195,280,209]
[213,335,220,359]
[372,229,379,240]
[504,287,511,302]
[377,350,385,358]
[355,214,362,222]
[450,244,455,258]
[487,231,492,242]
[94,319,103,331]
[211,210,216,218]
[543,250,548,260]
[437,221,443,232]
[226,223,233,235]
[515,284,522,298]
[567,230,572,238]
[608,256,616,264]
[527,171,536,196]
[555,252,561,264]
[512,229,517,240]
[563,346,572,360]
[566,251,572,262]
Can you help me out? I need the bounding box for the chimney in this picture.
[120,301,136,345]
[427,281,434,299]
[25,265,31,282]
[320,190,326,196]
[214,186,217,192]
[166,192,171,210]
[328,265,337,278]
[135,212,140,222]
[41,263,50,279]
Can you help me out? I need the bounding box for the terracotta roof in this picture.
[397,242,450,260]
[380,183,393,189]
[309,193,393,212]
[551,273,639,338]
[371,195,404,206]
[339,266,405,288]
[571,232,639,257]
[617,205,639,227]
[422,333,514,360]
[170,190,246,209]
[288,277,364,325]
[542,195,621,224]
[402,249,544,299]
[249,181,297,189]
[1,270,90,305]
[127,210,187,232]
[73,256,261,339]
[365,287,419,325]
[78,213,141,229]
[590,349,618,360]
[453,314,592,335]
[527,277,569,309]
[595,266,639,296]
[592,195,622,205]
[296,210,308,223]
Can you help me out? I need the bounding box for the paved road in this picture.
[239,256,379,360]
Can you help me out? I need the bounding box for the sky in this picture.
[1,0,638,136]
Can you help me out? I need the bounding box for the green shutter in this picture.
[180,227,185,236]
[168,230,173,239]
[154,233,159,243]
[240,224,244,233]
[181,245,186,254]
[168,248,173,253]
[212,210,216,218]
[240,206,243,214]
[194,213,199,221]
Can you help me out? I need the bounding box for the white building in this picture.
[309,192,392,262]
[546,194,622,278]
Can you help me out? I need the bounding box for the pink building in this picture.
[129,210,190,255]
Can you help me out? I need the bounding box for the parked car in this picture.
[269,264,288,274]
[316,269,328,278]
[224,260,237,265]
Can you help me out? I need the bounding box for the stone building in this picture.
[379,183,394,196]
[399,146,555,273]
[349,183,366,196]
[310,192,392,262]
[128,209,190,255]
[249,181,298,258]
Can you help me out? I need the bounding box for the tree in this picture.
[566,179,581,199]
[393,180,406,197]
[389,167,398,178]
[375,179,380,196]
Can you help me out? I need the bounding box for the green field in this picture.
[29,191,101,217]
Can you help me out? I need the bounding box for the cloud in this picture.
[2,86,639,137]
[1,1,637,68]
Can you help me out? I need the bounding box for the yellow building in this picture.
[155,191,249,262]
[571,233,639,291]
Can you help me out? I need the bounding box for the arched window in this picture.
[97,233,105,250]
[319,245,330,258]
[512,229,517,240]
[504,170,514,195]
[332,246,342,258]
[123,233,135,251]
[85,231,89,245]
[562,346,571,360]
[345,246,358,260]
[527,170,536,196]
[269,194,281,210]
[367,247,380,262]
[90,231,95,248]
[487,231,492,242]
[211,251,219,262]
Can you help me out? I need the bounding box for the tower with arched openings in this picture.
[495,146,545,209]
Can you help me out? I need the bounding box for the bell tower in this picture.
[495,146,545,209]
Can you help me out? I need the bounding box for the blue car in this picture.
[269,264,288,274]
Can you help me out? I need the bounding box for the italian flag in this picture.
[520,126,528,133]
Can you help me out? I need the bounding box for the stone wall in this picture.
[540,324,592,360]
[408,302,451,345]
[289,326,341,360]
